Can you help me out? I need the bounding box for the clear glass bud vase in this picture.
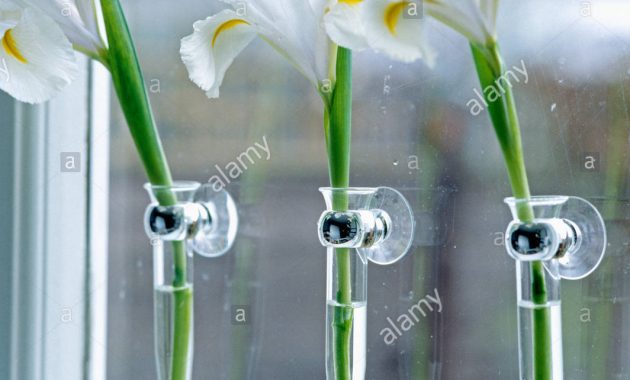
[319,187,415,380]
[145,182,197,380]
[320,188,369,380]
[506,197,567,380]
[505,196,606,380]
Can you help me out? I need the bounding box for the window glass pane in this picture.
[107,0,630,379]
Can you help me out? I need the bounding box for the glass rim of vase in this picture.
[318,186,376,195]
[144,180,201,193]
[504,195,570,207]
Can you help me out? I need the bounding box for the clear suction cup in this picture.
[552,196,607,279]
[318,187,415,265]
[360,187,415,265]
[192,185,238,258]
[504,196,607,280]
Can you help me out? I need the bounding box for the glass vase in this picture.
[318,187,415,380]
[504,196,606,380]
[144,181,238,380]
[145,182,197,380]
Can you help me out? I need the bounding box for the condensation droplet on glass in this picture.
[383,85,391,95]
[550,103,557,112]
[202,273,210,281]
[119,290,126,299]
[393,160,399,166]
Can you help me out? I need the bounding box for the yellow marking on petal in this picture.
[212,19,250,48]
[384,2,407,35]
[2,29,27,64]
[340,0,363,4]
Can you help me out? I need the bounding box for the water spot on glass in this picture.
[393,160,399,166]
[383,74,391,95]
[119,290,126,299]
[558,57,566,65]
[202,273,210,281]
[384,305,389,310]
[551,103,557,112]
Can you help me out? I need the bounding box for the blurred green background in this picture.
[106,1,630,379]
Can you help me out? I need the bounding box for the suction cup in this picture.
[359,187,415,265]
[547,196,607,280]
[192,185,238,258]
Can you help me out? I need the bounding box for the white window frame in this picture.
[1,57,110,380]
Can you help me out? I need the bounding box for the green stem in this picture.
[471,41,553,379]
[100,1,191,378]
[324,47,353,380]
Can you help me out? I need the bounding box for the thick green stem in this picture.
[100,1,190,378]
[324,47,353,380]
[471,42,553,379]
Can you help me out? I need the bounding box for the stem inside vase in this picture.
[323,46,356,379]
